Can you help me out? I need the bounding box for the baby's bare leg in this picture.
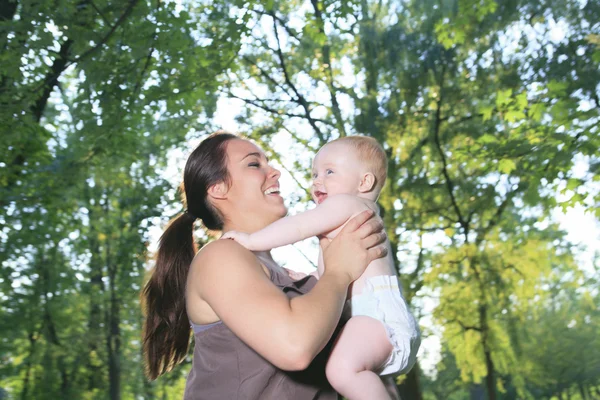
[326,316,393,400]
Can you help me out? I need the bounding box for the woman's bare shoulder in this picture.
[194,239,255,266]
[189,240,274,307]
[191,240,267,282]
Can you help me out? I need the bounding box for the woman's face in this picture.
[217,139,286,230]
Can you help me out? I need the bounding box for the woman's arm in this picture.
[222,194,365,251]
[191,210,386,370]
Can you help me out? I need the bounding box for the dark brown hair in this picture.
[141,132,238,380]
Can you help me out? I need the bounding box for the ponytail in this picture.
[141,132,237,380]
[142,212,197,380]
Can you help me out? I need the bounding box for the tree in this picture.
[216,0,600,398]
[1,0,253,398]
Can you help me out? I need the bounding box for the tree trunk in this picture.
[87,202,105,392]
[578,383,588,400]
[480,303,496,400]
[397,363,423,400]
[483,348,496,400]
[58,356,71,398]
[107,238,121,400]
[469,383,486,400]
[0,0,17,22]
[20,331,38,400]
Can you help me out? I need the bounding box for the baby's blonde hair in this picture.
[327,135,388,193]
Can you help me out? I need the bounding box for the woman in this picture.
[142,132,388,399]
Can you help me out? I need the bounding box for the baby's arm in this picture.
[222,194,364,251]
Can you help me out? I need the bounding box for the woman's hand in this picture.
[320,210,387,283]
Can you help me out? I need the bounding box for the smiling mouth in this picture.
[264,186,281,196]
[314,191,327,204]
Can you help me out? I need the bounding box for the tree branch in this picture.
[432,64,469,238]
[31,38,73,122]
[242,55,294,99]
[250,9,301,42]
[269,12,327,143]
[448,319,482,332]
[27,0,140,102]
[72,0,139,64]
[310,0,347,137]
[475,183,525,245]
[226,91,334,126]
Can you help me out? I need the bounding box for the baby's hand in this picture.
[283,268,308,281]
[221,231,254,249]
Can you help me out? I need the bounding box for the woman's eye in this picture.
[248,162,260,167]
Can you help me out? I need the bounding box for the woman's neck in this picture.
[220,219,275,261]
[221,212,281,236]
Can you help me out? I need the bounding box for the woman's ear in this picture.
[207,181,228,200]
[358,173,376,193]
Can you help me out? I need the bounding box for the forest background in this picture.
[1,0,599,399]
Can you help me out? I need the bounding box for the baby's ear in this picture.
[358,172,376,193]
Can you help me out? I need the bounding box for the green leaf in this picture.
[478,134,497,144]
[566,178,582,191]
[496,89,512,107]
[481,105,494,121]
[529,103,546,122]
[515,92,528,110]
[505,110,526,123]
[498,159,516,174]
[547,80,568,96]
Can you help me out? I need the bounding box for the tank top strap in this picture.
[254,252,317,296]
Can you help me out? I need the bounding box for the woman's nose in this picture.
[270,166,281,180]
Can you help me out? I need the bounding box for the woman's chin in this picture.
[268,203,288,222]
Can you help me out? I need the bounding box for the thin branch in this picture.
[269,12,326,143]
[72,0,140,64]
[27,0,139,98]
[89,0,111,26]
[226,91,334,126]
[334,85,360,102]
[131,0,162,98]
[405,135,429,163]
[402,224,454,232]
[250,9,301,42]
[447,319,482,332]
[280,125,319,152]
[475,182,525,245]
[310,0,347,137]
[432,64,469,238]
[242,55,294,99]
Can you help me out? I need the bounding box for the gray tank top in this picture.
[183,254,339,400]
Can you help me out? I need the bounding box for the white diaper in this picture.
[345,275,421,376]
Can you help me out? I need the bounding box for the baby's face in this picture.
[311,142,363,204]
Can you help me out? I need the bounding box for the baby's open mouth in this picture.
[314,190,327,204]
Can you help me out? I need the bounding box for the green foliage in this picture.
[1,0,255,398]
[214,0,600,398]
[2,0,599,399]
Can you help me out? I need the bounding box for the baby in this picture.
[223,136,420,400]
